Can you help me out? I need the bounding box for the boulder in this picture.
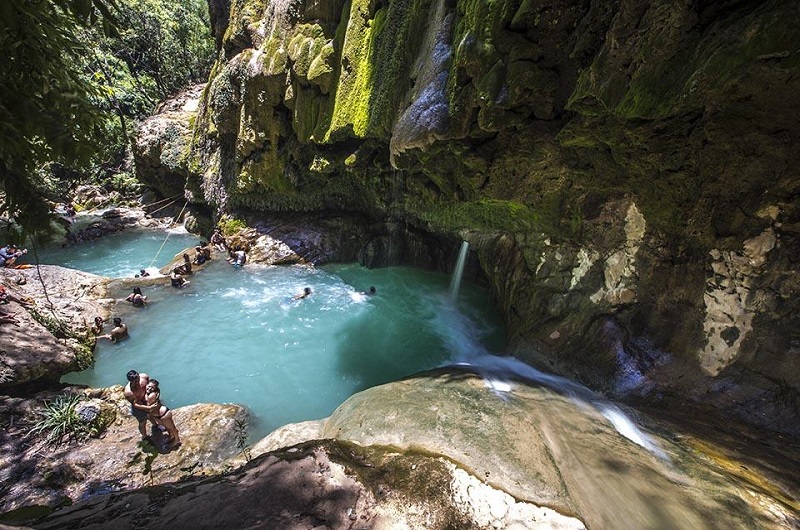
[9,370,797,529]
[0,267,110,390]
[0,385,247,515]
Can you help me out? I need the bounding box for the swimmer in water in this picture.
[125,287,147,307]
[293,287,312,300]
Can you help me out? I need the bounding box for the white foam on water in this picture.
[433,298,667,459]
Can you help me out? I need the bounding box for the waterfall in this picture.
[431,298,667,460]
[449,241,469,303]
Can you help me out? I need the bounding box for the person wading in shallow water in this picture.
[125,287,147,307]
[99,317,128,342]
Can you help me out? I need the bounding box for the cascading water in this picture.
[438,249,667,459]
[448,241,469,303]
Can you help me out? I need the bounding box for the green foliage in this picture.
[30,394,87,446]
[218,216,247,236]
[420,199,540,232]
[0,0,115,233]
[234,417,251,462]
[112,0,214,101]
[0,0,214,233]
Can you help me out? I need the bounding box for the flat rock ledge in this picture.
[0,385,246,517]
[5,371,797,530]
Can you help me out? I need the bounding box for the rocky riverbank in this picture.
[0,229,253,517]
[6,371,799,529]
[0,221,797,528]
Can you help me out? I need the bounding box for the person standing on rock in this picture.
[143,379,182,449]
[124,370,154,441]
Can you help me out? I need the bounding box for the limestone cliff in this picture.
[135,0,800,432]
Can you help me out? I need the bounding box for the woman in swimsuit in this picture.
[125,287,147,307]
[144,380,182,448]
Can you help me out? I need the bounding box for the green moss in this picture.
[288,24,328,80]
[223,0,267,51]
[236,151,289,194]
[419,199,540,232]
[363,0,428,136]
[307,42,336,92]
[324,0,379,140]
[569,2,800,121]
[218,216,248,236]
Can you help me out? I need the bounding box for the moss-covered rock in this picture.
[137,0,800,434]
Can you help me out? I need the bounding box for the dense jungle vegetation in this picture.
[0,0,215,234]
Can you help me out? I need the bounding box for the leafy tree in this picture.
[0,0,117,233]
[0,0,214,234]
[111,0,214,101]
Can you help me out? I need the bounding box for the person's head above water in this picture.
[368,286,376,294]
[127,369,139,383]
[113,317,122,326]
[304,287,311,295]
[133,287,142,295]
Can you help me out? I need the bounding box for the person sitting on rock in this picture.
[99,317,128,342]
[125,287,147,307]
[0,244,27,267]
[211,229,226,252]
[228,248,246,268]
[143,379,181,449]
[200,242,212,261]
[193,245,207,265]
[175,253,192,275]
[170,268,189,288]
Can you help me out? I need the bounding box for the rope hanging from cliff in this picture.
[146,199,190,269]
[132,193,184,218]
[146,199,177,217]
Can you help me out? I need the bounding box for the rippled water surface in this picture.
[57,230,505,440]
[36,228,199,278]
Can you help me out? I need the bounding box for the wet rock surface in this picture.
[8,371,798,529]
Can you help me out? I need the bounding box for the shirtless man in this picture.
[124,370,153,440]
[99,317,128,342]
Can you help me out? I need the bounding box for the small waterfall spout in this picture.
[449,241,469,303]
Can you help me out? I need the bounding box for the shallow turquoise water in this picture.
[59,233,505,440]
[35,229,199,278]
